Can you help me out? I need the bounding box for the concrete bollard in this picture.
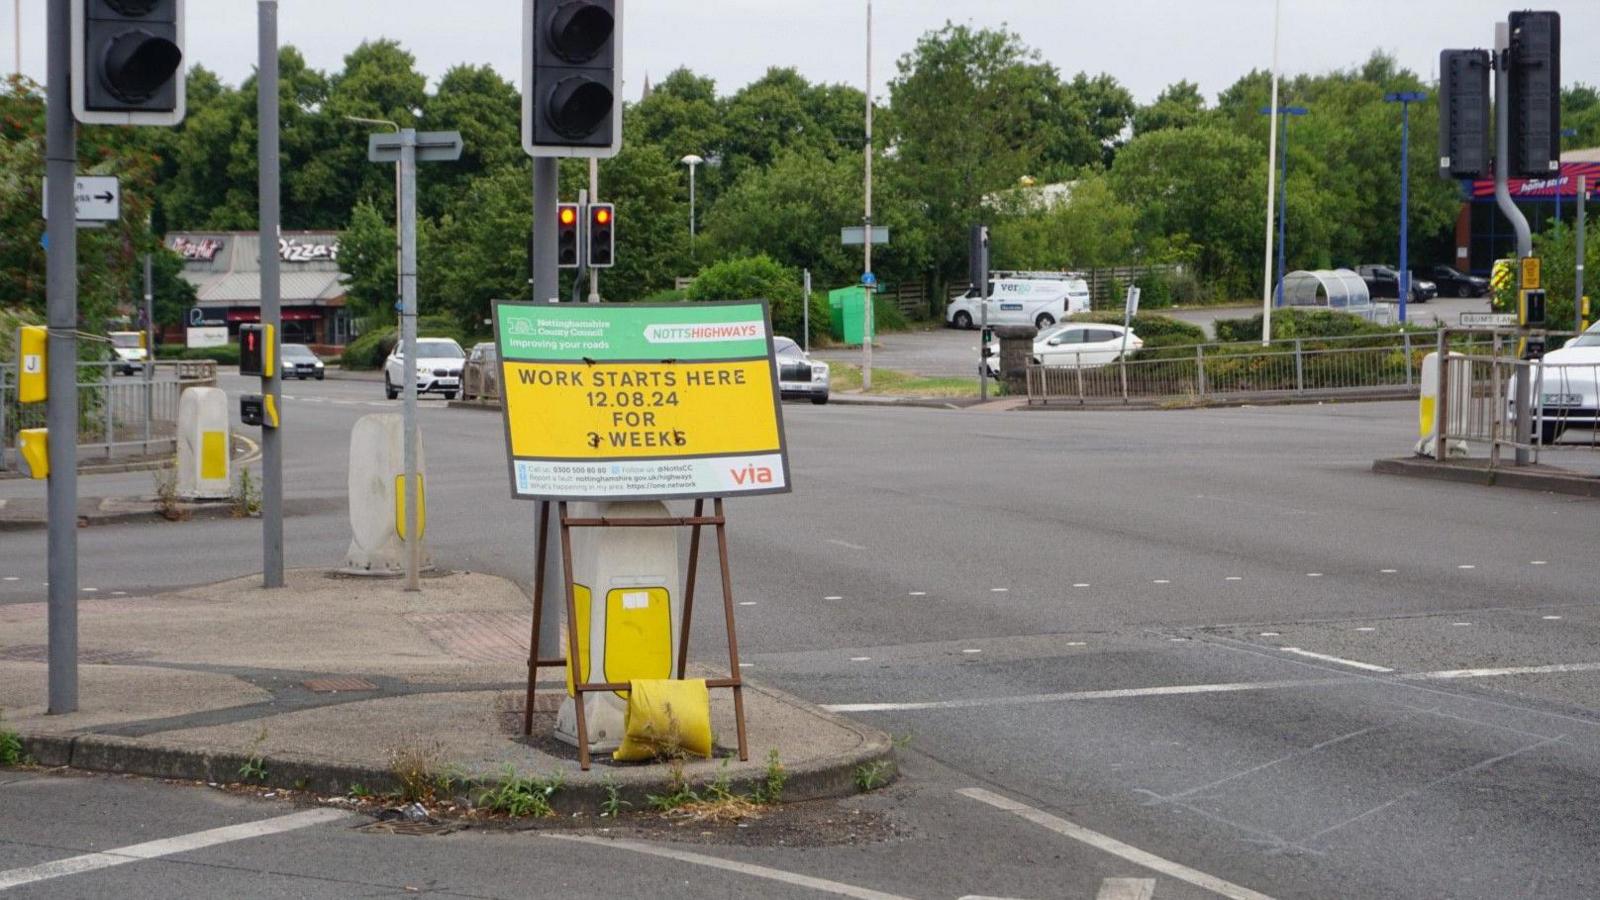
[1416,352,1470,458]
[176,386,231,499]
[995,325,1039,395]
[555,500,683,753]
[344,413,432,575]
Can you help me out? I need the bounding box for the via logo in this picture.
[729,464,775,486]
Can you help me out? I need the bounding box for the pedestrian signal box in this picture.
[239,323,273,378]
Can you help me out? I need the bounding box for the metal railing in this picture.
[1433,331,1598,465]
[0,360,217,471]
[1024,331,1497,406]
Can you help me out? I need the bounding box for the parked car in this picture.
[462,341,500,401]
[108,330,148,375]
[384,337,465,400]
[1356,265,1437,303]
[773,336,829,404]
[280,343,325,380]
[947,271,1092,331]
[1423,264,1490,298]
[1524,322,1600,444]
[985,322,1143,375]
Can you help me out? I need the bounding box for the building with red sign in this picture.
[1457,149,1600,275]
[167,231,355,349]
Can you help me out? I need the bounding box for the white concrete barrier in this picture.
[344,413,432,575]
[1416,351,1470,458]
[555,500,683,753]
[176,386,231,499]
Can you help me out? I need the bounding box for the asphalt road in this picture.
[4,370,1600,899]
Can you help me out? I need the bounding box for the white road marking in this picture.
[1380,569,1398,574]
[1531,561,1548,565]
[1279,647,1393,673]
[1097,878,1157,900]
[1258,632,1280,637]
[1458,565,1476,570]
[1543,615,1563,620]
[827,539,867,551]
[958,788,1276,900]
[991,588,1009,593]
[909,591,927,596]
[1074,583,1091,588]
[1452,622,1473,627]
[111,591,128,597]
[1305,573,1323,578]
[1354,627,1376,632]
[1066,641,1087,647]
[545,834,913,900]
[824,596,843,601]
[81,588,97,593]
[738,663,753,668]
[1408,662,1600,681]
[2,577,18,582]
[851,657,872,662]
[739,601,758,607]
[0,808,348,891]
[962,649,983,655]
[1152,580,1170,585]
[1225,576,1243,581]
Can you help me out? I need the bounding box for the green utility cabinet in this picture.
[828,286,876,346]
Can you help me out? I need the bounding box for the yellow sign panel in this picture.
[502,359,780,460]
[18,325,46,404]
[1521,256,1541,291]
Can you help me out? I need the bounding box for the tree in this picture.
[419,64,522,218]
[990,174,1138,270]
[339,200,397,321]
[1134,80,1207,135]
[687,255,814,340]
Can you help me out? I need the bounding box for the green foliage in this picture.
[599,775,630,818]
[751,749,788,805]
[853,761,893,792]
[475,765,563,817]
[340,326,397,370]
[1213,308,1402,344]
[157,344,241,365]
[991,174,1137,271]
[1530,222,1596,333]
[687,255,817,342]
[0,713,23,767]
[232,469,262,518]
[238,756,267,782]
[348,783,373,799]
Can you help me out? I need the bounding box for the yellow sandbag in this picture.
[612,678,713,762]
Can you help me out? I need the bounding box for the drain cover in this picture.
[357,819,463,836]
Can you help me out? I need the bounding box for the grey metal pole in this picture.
[861,0,874,391]
[588,159,600,303]
[978,230,989,401]
[399,129,420,592]
[1494,23,1534,465]
[143,254,154,449]
[572,188,588,304]
[44,0,78,714]
[258,0,284,586]
[1578,176,1587,333]
[532,157,561,662]
[802,269,811,353]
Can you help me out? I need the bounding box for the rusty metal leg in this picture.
[713,498,749,761]
[558,502,591,770]
[523,501,551,737]
[677,498,704,679]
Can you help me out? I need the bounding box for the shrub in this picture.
[157,344,240,365]
[340,326,396,370]
[1134,273,1174,309]
[1212,308,1401,344]
[687,255,819,343]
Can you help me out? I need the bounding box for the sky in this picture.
[4,1,1600,105]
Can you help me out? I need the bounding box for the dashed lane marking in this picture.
[0,808,349,891]
[824,596,843,601]
[826,539,868,551]
[962,649,983,655]
[909,591,927,596]
[1531,561,1548,566]
[1097,879,1157,900]
[1544,616,1563,620]
[958,788,1276,900]
[544,834,913,900]
[1380,569,1398,574]
[2,577,17,582]
[851,657,872,662]
[991,588,1009,593]
[1279,647,1393,673]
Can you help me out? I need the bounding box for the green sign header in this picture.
[494,301,771,362]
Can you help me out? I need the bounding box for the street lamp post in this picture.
[1385,91,1426,325]
[680,154,703,257]
[1556,127,1577,223]
[1259,105,1308,310]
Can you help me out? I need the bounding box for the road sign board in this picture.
[1521,256,1542,291]
[492,300,791,502]
[841,226,890,245]
[41,176,120,222]
[1125,286,1142,317]
[861,272,877,286]
[368,131,464,164]
[1459,312,1518,327]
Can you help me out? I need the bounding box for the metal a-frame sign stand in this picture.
[521,498,749,770]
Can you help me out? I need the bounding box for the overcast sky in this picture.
[5,1,1599,105]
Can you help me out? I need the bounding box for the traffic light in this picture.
[239,323,273,378]
[557,203,580,268]
[1520,289,1547,328]
[522,0,622,158]
[72,0,186,126]
[1438,49,1490,179]
[1508,10,1561,178]
[588,203,614,268]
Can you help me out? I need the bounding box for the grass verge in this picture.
[827,363,982,398]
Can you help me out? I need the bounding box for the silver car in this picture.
[774,337,829,405]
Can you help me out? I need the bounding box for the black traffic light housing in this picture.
[239,323,273,378]
[240,394,266,427]
[72,0,186,126]
[588,203,615,268]
[1508,10,1561,179]
[1438,49,1491,179]
[557,203,580,268]
[522,0,622,158]
[1520,289,1547,328]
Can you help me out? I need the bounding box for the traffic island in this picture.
[0,570,892,813]
[1373,456,1600,498]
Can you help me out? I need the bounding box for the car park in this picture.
[946,271,1092,331]
[280,343,325,380]
[774,336,829,404]
[1423,264,1489,298]
[1356,264,1437,303]
[384,337,465,400]
[985,322,1143,375]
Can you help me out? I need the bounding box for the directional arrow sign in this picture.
[41,176,121,223]
[367,131,464,164]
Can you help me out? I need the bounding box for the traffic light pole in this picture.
[1493,23,1534,465]
[531,156,562,663]
[399,129,421,592]
[45,0,79,714]
[258,0,284,586]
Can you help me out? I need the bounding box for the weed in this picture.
[891,731,916,750]
[853,761,892,792]
[238,726,269,782]
[751,749,787,805]
[0,713,24,767]
[475,765,561,817]
[293,777,308,792]
[645,759,698,812]
[152,468,186,521]
[599,775,629,818]
[387,740,447,804]
[349,783,373,799]
[232,469,262,518]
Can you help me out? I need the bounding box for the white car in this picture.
[1526,323,1600,444]
[384,337,466,400]
[947,274,1092,331]
[774,336,829,404]
[986,322,1144,375]
[108,330,148,375]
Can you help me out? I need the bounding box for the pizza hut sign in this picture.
[172,236,224,262]
[280,237,339,263]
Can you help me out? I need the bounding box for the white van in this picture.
[108,331,149,375]
[946,271,1092,330]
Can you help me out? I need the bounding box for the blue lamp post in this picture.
[1384,91,1426,325]
[1556,127,1577,223]
[1259,105,1308,306]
